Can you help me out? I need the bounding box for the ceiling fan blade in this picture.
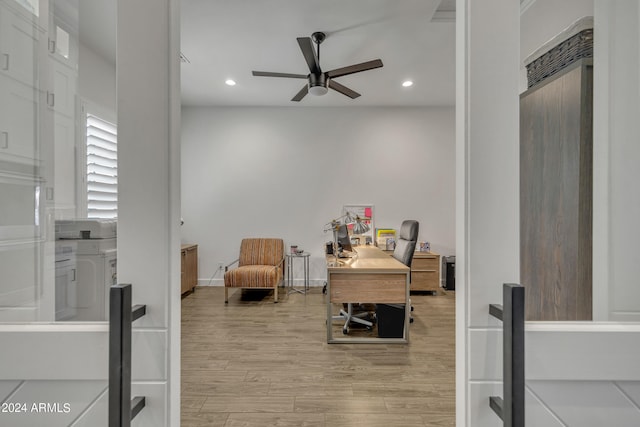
[328,80,361,99]
[291,84,308,102]
[296,37,321,74]
[252,71,307,79]
[326,59,383,79]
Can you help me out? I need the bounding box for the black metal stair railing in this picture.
[489,283,525,427]
[109,284,147,427]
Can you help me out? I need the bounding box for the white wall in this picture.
[456,0,521,424]
[180,106,455,285]
[117,0,181,425]
[593,0,640,321]
[78,43,115,112]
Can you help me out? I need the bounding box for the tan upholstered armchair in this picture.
[224,238,285,303]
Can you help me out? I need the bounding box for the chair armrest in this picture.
[262,254,285,274]
[224,259,239,272]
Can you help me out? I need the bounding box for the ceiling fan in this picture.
[252,32,383,102]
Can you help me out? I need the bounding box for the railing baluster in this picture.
[109,284,147,427]
[489,283,525,427]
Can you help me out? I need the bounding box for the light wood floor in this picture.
[181,286,455,427]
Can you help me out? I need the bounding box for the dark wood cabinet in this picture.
[520,58,593,321]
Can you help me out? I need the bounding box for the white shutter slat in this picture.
[87,126,117,141]
[87,156,117,169]
[86,198,117,207]
[87,115,117,134]
[87,173,117,185]
[87,146,117,161]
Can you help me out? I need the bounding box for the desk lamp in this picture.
[323,212,370,262]
[352,216,370,235]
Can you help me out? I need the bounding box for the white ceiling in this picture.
[180,0,456,107]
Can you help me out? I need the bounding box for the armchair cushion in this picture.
[225,265,282,289]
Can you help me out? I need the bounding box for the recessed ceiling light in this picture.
[225,79,236,86]
[402,80,414,87]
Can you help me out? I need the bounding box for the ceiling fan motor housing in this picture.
[308,73,328,96]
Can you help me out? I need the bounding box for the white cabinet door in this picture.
[53,112,76,215]
[0,77,39,164]
[51,58,76,118]
[0,2,40,88]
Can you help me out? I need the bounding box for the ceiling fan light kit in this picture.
[252,31,383,102]
[308,73,328,96]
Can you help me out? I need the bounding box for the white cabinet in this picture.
[0,2,44,166]
[0,78,39,164]
[0,241,41,321]
[0,1,51,322]
[53,112,76,215]
[52,59,76,117]
[0,3,40,88]
[55,253,77,320]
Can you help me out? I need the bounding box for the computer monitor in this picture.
[336,224,353,252]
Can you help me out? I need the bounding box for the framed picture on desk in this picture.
[342,204,374,245]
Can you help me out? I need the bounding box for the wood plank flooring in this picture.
[181,286,455,427]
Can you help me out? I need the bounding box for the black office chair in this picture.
[390,220,419,323]
[392,220,419,268]
[334,302,375,334]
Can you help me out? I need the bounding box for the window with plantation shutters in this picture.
[86,114,117,218]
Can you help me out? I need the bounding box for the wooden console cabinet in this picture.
[181,244,198,294]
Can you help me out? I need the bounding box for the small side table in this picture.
[286,252,310,294]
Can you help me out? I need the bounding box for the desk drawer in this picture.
[412,256,439,271]
[411,253,440,292]
[329,273,406,304]
[411,270,440,291]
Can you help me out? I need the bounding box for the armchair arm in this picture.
[264,254,286,274]
[224,259,239,272]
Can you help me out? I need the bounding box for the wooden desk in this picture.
[326,245,410,344]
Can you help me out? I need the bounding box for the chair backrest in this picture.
[239,238,284,266]
[392,220,419,268]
